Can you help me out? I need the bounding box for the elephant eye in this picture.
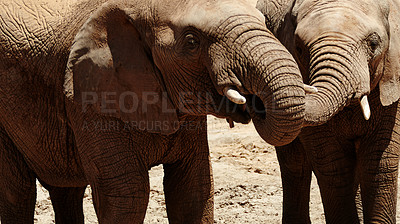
[367,33,381,53]
[370,39,379,52]
[184,33,200,51]
[294,34,305,57]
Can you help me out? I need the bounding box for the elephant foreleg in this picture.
[163,158,213,224]
[0,127,37,224]
[358,104,400,224]
[163,122,213,224]
[359,144,399,224]
[276,138,312,224]
[40,182,86,224]
[302,126,359,224]
[71,117,150,223]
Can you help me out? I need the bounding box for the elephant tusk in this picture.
[223,87,246,104]
[304,84,318,94]
[360,96,371,120]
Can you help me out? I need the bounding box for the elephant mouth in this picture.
[213,86,269,128]
[215,96,251,126]
[223,94,266,128]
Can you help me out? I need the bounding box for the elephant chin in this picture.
[228,107,252,124]
[212,96,252,125]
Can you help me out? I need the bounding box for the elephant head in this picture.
[63,0,305,146]
[257,0,400,125]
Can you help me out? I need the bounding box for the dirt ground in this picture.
[28,116,400,223]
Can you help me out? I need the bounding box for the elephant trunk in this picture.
[212,17,305,146]
[249,51,305,146]
[303,38,369,125]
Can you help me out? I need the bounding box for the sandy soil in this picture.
[17,116,400,223]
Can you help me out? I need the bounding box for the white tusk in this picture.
[223,87,246,104]
[360,96,371,120]
[304,84,318,94]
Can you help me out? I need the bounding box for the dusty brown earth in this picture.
[21,116,400,223]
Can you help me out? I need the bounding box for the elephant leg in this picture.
[82,147,149,223]
[83,149,150,223]
[302,127,359,224]
[358,109,400,223]
[40,182,86,224]
[276,138,312,224]
[163,121,213,224]
[0,127,37,224]
[72,119,150,223]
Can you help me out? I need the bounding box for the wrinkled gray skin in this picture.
[257,0,400,223]
[0,0,305,223]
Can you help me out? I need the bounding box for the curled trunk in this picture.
[247,39,305,146]
[303,39,368,126]
[212,17,305,146]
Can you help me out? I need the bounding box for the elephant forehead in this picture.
[297,0,382,20]
[167,0,264,31]
[312,12,364,31]
[297,7,384,43]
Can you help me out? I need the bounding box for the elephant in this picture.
[0,0,306,223]
[256,0,400,223]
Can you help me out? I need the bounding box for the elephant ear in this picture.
[256,0,296,34]
[379,5,400,106]
[256,0,297,54]
[64,3,179,135]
